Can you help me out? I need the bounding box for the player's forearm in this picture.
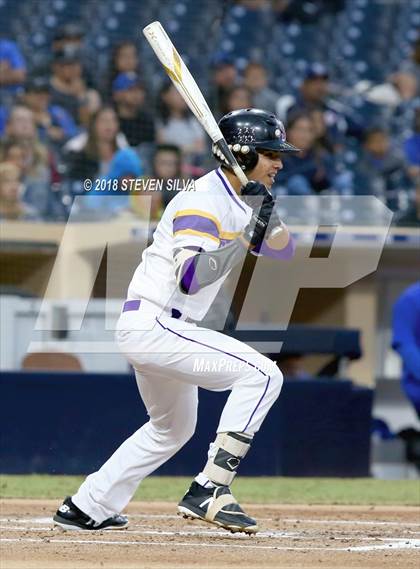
[175,239,248,295]
[242,219,296,260]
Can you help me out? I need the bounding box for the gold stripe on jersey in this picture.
[173,228,221,244]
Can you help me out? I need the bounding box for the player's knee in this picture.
[177,412,197,445]
[258,356,283,396]
[269,368,284,401]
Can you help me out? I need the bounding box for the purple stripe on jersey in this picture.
[219,238,234,247]
[216,168,247,214]
[180,255,200,294]
[254,235,296,260]
[122,299,141,312]
[173,214,219,240]
[155,317,271,433]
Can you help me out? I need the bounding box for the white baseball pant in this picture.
[72,301,283,522]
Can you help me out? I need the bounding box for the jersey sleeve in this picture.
[172,193,222,252]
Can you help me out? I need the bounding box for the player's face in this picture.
[249,150,283,188]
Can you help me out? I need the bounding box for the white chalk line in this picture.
[3,526,420,541]
[2,515,420,528]
[0,526,297,539]
[1,536,420,552]
[282,518,420,527]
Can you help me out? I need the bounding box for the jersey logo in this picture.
[209,257,217,271]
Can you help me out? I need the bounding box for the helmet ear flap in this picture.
[233,145,259,172]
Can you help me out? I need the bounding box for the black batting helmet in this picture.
[213,108,300,172]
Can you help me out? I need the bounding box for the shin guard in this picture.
[203,432,252,486]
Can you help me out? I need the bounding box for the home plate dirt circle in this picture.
[1,500,419,568]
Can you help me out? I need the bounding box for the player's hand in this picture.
[243,213,269,248]
[241,181,273,209]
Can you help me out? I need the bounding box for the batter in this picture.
[53,108,299,534]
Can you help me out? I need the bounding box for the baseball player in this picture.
[53,108,299,534]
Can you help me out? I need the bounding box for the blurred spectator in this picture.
[392,282,420,419]
[112,72,155,147]
[105,41,145,100]
[243,62,279,113]
[34,23,97,89]
[0,162,38,221]
[403,108,420,185]
[0,39,26,101]
[0,138,26,172]
[274,0,345,23]
[21,76,78,147]
[64,106,130,180]
[355,71,418,140]
[156,83,205,164]
[395,186,420,227]
[49,47,101,126]
[414,38,420,67]
[277,63,363,145]
[277,63,330,119]
[130,144,185,220]
[4,105,62,219]
[0,105,7,135]
[220,86,253,115]
[208,55,238,118]
[154,144,183,208]
[64,106,143,217]
[308,108,335,154]
[274,113,333,194]
[358,72,418,108]
[238,0,270,8]
[64,106,142,215]
[354,128,412,210]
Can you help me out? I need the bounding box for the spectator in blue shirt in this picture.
[22,76,79,147]
[0,39,26,99]
[403,107,420,184]
[392,282,420,418]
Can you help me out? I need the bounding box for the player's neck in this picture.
[221,167,242,195]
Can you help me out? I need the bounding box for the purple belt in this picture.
[122,299,184,320]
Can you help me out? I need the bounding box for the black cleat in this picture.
[177,481,258,534]
[53,497,128,531]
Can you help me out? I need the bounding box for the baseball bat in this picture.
[142,21,248,187]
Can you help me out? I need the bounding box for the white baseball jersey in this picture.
[127,167,293,321]
[127,167,249,320]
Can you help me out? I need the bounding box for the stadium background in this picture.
[0,0,420,496]
[1,1,419,568]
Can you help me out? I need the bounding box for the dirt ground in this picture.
[0,499,419,569]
